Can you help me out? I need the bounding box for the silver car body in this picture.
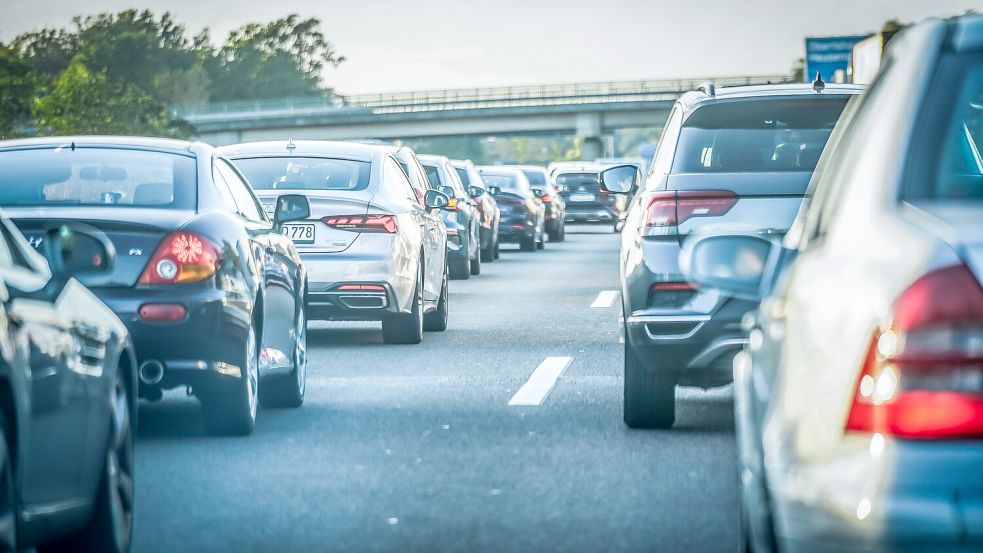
[726,16,983,553]
[217,140,447,321]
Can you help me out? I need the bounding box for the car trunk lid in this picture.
[254,190,376,253]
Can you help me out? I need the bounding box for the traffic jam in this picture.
[0,9,980,553]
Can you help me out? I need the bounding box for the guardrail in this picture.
[174,75,793,122]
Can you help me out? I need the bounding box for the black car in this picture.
[554,166,629,231]
[0,137,311,435]
[419,155,483,278]
[451,159,500,261]
[514,166,566,241]
[0,213,136,552]
[477,166,546,252]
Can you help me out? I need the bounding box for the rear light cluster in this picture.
[539,193,554,203]
[138,232,221,285]
[648,282,699,308]
[644,190,737,228]
[322,215,398,234]
[337,284,386,292]
[846,264,983,439]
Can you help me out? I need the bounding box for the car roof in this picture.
[449,159,476,168]
[0,135,202,155]
[215,140,383,162]
[509,165,548,173]
[417,154,451,165]
[677,83,865,112]
[477,166,524,176]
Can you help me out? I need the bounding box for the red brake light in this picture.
[138,232,221,285]
[139,303,187,322]
[651,282,698,292]
[337,284,386,291]
[845,264,983,439]
[644,190,737,227]
[322,214,398,233]
[539,193,553,202]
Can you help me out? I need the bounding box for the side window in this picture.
[385,157,420,205]
[423,164,442,189]
[211,163,240,214]
[444,163,468,197]
[217,160,267,222]
[397,159,428,203]
[648,106,683,181]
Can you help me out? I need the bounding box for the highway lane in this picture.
[132,227,739,552]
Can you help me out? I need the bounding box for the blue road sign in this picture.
[805,36,867,83]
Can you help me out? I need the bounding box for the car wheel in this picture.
[520,233,535,252]
[202,326,259,435]
[259,303,307,408]
[449,239,471,280]
[424,265,449,331]
[480,239,494,262]
[45,366,134,553]
[470,244,482,275]
[382,263,424,344]
[536,230,545,250]
[493,238,500,259]
[623,329,675,428]
[0,414,16,553]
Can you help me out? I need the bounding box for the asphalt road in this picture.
[133,227,739,553]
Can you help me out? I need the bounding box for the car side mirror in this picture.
[438,185,456,198]
[599,165,637,194]
[488,185,501,196]
[679,233,781,302]
[424,189,450,210]
[42,224,116,277]
[273,194,311,231]
[531,188,543,197]
[468,185,485,198]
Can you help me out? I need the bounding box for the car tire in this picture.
[536,230,545,250]
[0,414,16,553]
[202,326,259,436]
[259,303,307,408]
[382,264,424,344]
[554,222,566,242]
[520,233,536,252]
[43,366,134,553]
[424,266,449,331]
[623,330,675,428]
[493,239,500,259]
[480,240,494,262]
[470,245,482,275]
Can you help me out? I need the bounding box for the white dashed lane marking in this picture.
[508,356,573,406]
[591,290,619,308]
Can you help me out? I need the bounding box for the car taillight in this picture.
[648,282,699,308]
[337,284,386,291]
[138,232,221,285]
[540,193,553,203]
[322,214,398,233]
[644,190,737,227]
[845,264,983,439]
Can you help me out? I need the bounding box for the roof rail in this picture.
[696,82,716,96]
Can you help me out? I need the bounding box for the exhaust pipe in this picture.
[138,360,165,386]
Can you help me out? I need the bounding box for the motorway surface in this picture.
[133,227,739,552]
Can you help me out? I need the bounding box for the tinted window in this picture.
[385,157,421,205]
[422,164,443,189]
[0,147,196,208]
[555,173,600,188]
[217,161,266,222]
[903,53,983,201]
[482,173,531,196]
[672,97,850,174]
[455,167,471,186]
[522,169,547,186]
[231,157,371,191]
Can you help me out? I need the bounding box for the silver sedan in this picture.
[218,140,451,344]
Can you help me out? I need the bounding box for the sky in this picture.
[3,0,980,94]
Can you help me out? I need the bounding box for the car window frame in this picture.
[215,158,269,224]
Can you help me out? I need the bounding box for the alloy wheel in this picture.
[106,374,134,550]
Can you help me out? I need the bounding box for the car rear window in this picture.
[671,96,851,174]
[902,53,983,201]
[522,170,547,186]
[555,173,600,188]
[481,173,530,195]
[232,157,371,191]
[0,147,196,208]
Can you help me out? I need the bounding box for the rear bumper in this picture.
[302,251,411,320]
[92,286,251,393]
[768,438,983,552]
[565,205,617,223]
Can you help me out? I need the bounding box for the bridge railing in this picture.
[174,75,792,122]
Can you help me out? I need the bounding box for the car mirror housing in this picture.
[42,224,116,277]
[679,233,781,302]
[468,185,485,198]
[487,185,501,196]
[424,189,450,210]
[599,165,637,194]
[438,185,456,199]
[273,194,312,230]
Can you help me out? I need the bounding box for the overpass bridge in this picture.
[176,75,791,159]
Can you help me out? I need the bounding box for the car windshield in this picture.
[903,57,983,201]
[672,97,851,173]
[232,157,371,191]
[0,147,197,208]
[556,173,600,188]
[482,173,529,195]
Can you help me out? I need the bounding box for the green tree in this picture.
[33,58,190,137]
[0,43,38,137]
[9,28,78,81]
[208,14,345,101]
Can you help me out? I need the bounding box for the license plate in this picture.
[569,193,595,202]
[281,223,315,244]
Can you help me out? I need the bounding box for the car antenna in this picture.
[286,138,296,153]
[813,72,825,94]
[71,141,76,151]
